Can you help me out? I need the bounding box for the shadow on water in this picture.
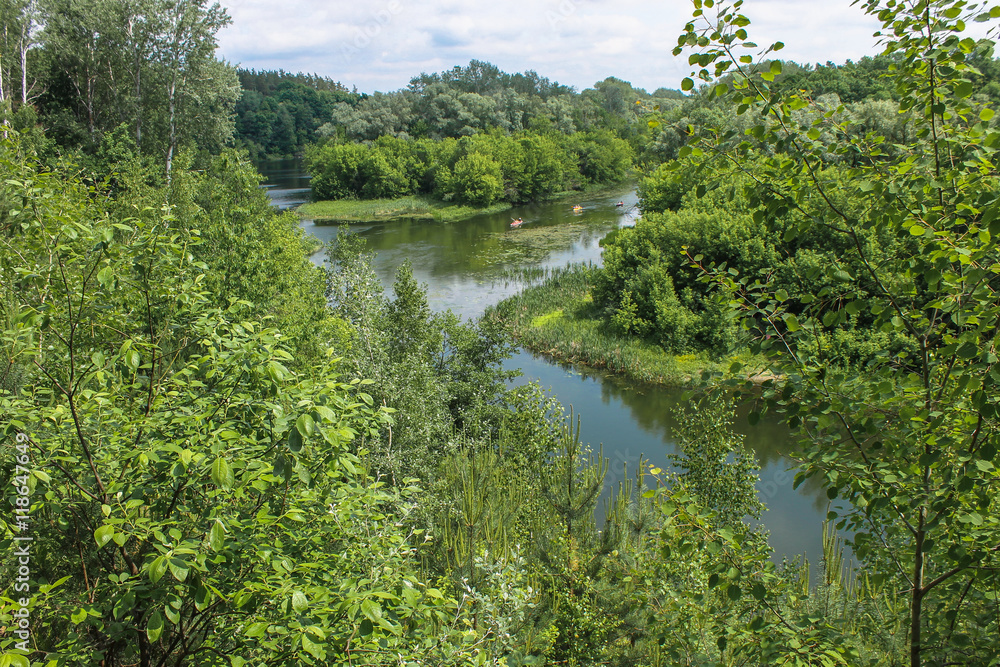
[258,158,844,569]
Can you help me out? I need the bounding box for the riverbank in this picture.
[296,196,512,224]
[488,264,768,387]
[295,180,638,225]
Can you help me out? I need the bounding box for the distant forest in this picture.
[230,54,1000,164]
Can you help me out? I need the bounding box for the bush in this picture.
[451,153,504,206]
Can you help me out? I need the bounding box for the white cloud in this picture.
[216,0,995,93]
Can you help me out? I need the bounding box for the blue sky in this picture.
[214,0,921,94]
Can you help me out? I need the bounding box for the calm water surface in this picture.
[258,158,837,567]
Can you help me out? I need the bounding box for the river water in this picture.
[259,158,835,568]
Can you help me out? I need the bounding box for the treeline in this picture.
[234,69,363,158]
[306,129,632,205]
[315,59,684,148]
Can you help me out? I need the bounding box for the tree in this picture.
[37,0,237,166]
[0,137,492,666]
[675,0,1000,664]
[451,152,503,206]
[157,0,234,178]
[0,0,39,107]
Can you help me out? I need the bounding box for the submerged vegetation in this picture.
[297,195,512,224]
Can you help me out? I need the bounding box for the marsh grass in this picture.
[296,196,511,224]
[488,264,765,386]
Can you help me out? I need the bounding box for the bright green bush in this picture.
[451,152,504,206]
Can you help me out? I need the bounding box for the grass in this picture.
[487,264,770,387]
[296,195,511,224]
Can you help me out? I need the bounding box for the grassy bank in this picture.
[488,264,768,387]
[296,196,511,224]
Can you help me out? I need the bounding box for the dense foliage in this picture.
[4,0,1000,664]
[306,129,633,206]
[0,0,238,176]
[233,69,361,159]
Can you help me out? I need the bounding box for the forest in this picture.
[1,0,999,666]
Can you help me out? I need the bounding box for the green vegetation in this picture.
[675,0,1000,662]
[306,129,633,208]
[489,265,764,385]
[2,0,1000,664]
[297,195,511,224]
[233,69,360,159]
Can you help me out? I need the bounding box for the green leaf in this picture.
[288,427,303,452]
[292,590,309,614]
[147,610,164,642]
[71,608,88,624]
[784,314,800,332]
[94,525,114,548]
[981,108,995,122]
[210,520,225,552]
[211,458,235,490]
[149,555,168,583]
[302,632,323,659]
[97,266,114,288]
[296,413,316,437]
[245,622,268,638]
[169,558,190,582]
[360,599,382,621]
[727,584,742,601]
[681,77,694,91]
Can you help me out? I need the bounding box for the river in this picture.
[259,157,837,569]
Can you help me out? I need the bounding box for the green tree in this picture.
[0,137,493,666]
[675,0,1000,663]
[451,152,503,206]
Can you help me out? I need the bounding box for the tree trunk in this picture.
[910,511,926,667]
[165,68,177,180]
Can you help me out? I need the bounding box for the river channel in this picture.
[259,157,836,569]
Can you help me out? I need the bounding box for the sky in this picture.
[215,0,894,94]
